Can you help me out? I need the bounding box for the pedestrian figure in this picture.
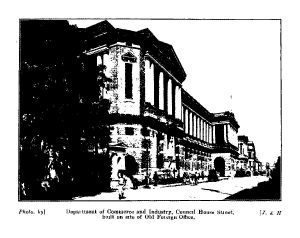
[118,172,126,200]
[132,177,138,190]
[153,171,159,186]
[201,171,205,181]
[183,172,189,185]
[194,172,198,185]
[190,173,195,185]
[173,168,176,178]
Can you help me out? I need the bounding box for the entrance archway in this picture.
[214,157,225,176]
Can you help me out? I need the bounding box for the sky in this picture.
[69,19,281,165]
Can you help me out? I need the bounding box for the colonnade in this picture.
[145,59,182,119]
[183,106,215,144]
[96,53,109,68]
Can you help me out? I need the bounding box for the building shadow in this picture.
[225,179,281,200]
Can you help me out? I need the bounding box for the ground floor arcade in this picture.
[108,122,238,179]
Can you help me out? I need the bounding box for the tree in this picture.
[19,20,112,199]
[123,154,139,187]
[124,154,139,176]
[141,137,152,188]
[270,156,281,185]
[141,138,152,169]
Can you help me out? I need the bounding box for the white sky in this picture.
[69,19,281,165]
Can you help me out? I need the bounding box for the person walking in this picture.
[153,171,159,186]
[194,171,198,185]
[201,171,205,181]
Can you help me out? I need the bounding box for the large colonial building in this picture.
[81,20,242,177]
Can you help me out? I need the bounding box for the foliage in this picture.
[270,156,281,185]
[141,138,152,169]
[124,154,139,176]
[141,151,150,169]
[19,20,112,200]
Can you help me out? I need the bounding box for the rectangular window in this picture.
[125,127,134,135]
[125,63,133,99]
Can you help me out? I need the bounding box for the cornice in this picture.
[145,53,183,86]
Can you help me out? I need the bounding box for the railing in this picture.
[143,102,183,128]
[212,143,239,153]
[184,136,215,149]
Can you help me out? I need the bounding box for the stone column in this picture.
[178,87,182,119]
[197,117,200,139]
[103,53,109,68]
[212,125,215,144]
[204,121,206,141]
[206,123,209,142]
[168,79,172,115]
[97,55,102,65]
[175,86,181,119]
[207,123,209,142]
[208,125,212,143]
[145,60,154,105]
[189,111,193,136]
[193,115,197,137]
[145,59,150,103]
[159,72,164,110]
[101,53,110,99]
[224,124,227,143]
[227,124,230,143]
[185,109,189,134]
[200,119,203,140]
[150,63,154,105]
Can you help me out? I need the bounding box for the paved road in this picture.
[75,176,269,201]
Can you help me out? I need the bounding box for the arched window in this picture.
[125,63,133,99]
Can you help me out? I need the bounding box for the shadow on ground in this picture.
[225,179,281,200]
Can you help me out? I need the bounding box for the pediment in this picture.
[121,52,137,63]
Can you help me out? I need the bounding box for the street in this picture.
[75,176,269,201]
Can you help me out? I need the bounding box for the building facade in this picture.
[82,20,241,178]
[237,135,249,170]
[237,135,262,175]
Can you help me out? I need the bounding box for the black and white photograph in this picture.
[3,1,300,237]
[19,19,281,201]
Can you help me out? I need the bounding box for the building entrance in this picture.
[214,157,225,177]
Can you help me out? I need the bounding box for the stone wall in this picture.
[110,123,160,170]
[105,43,141,116]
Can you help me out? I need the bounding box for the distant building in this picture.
[247,141,263,175]
[237,135,249,171]
[81,20,240,177]
[182,91,239,177]
[237,136,262,175]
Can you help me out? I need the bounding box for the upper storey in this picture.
[83,20,186,83]
[212,111,239,131]
[182,89,213,122]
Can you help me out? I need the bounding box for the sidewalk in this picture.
[158,176,229,188]
[74,176,231,200]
